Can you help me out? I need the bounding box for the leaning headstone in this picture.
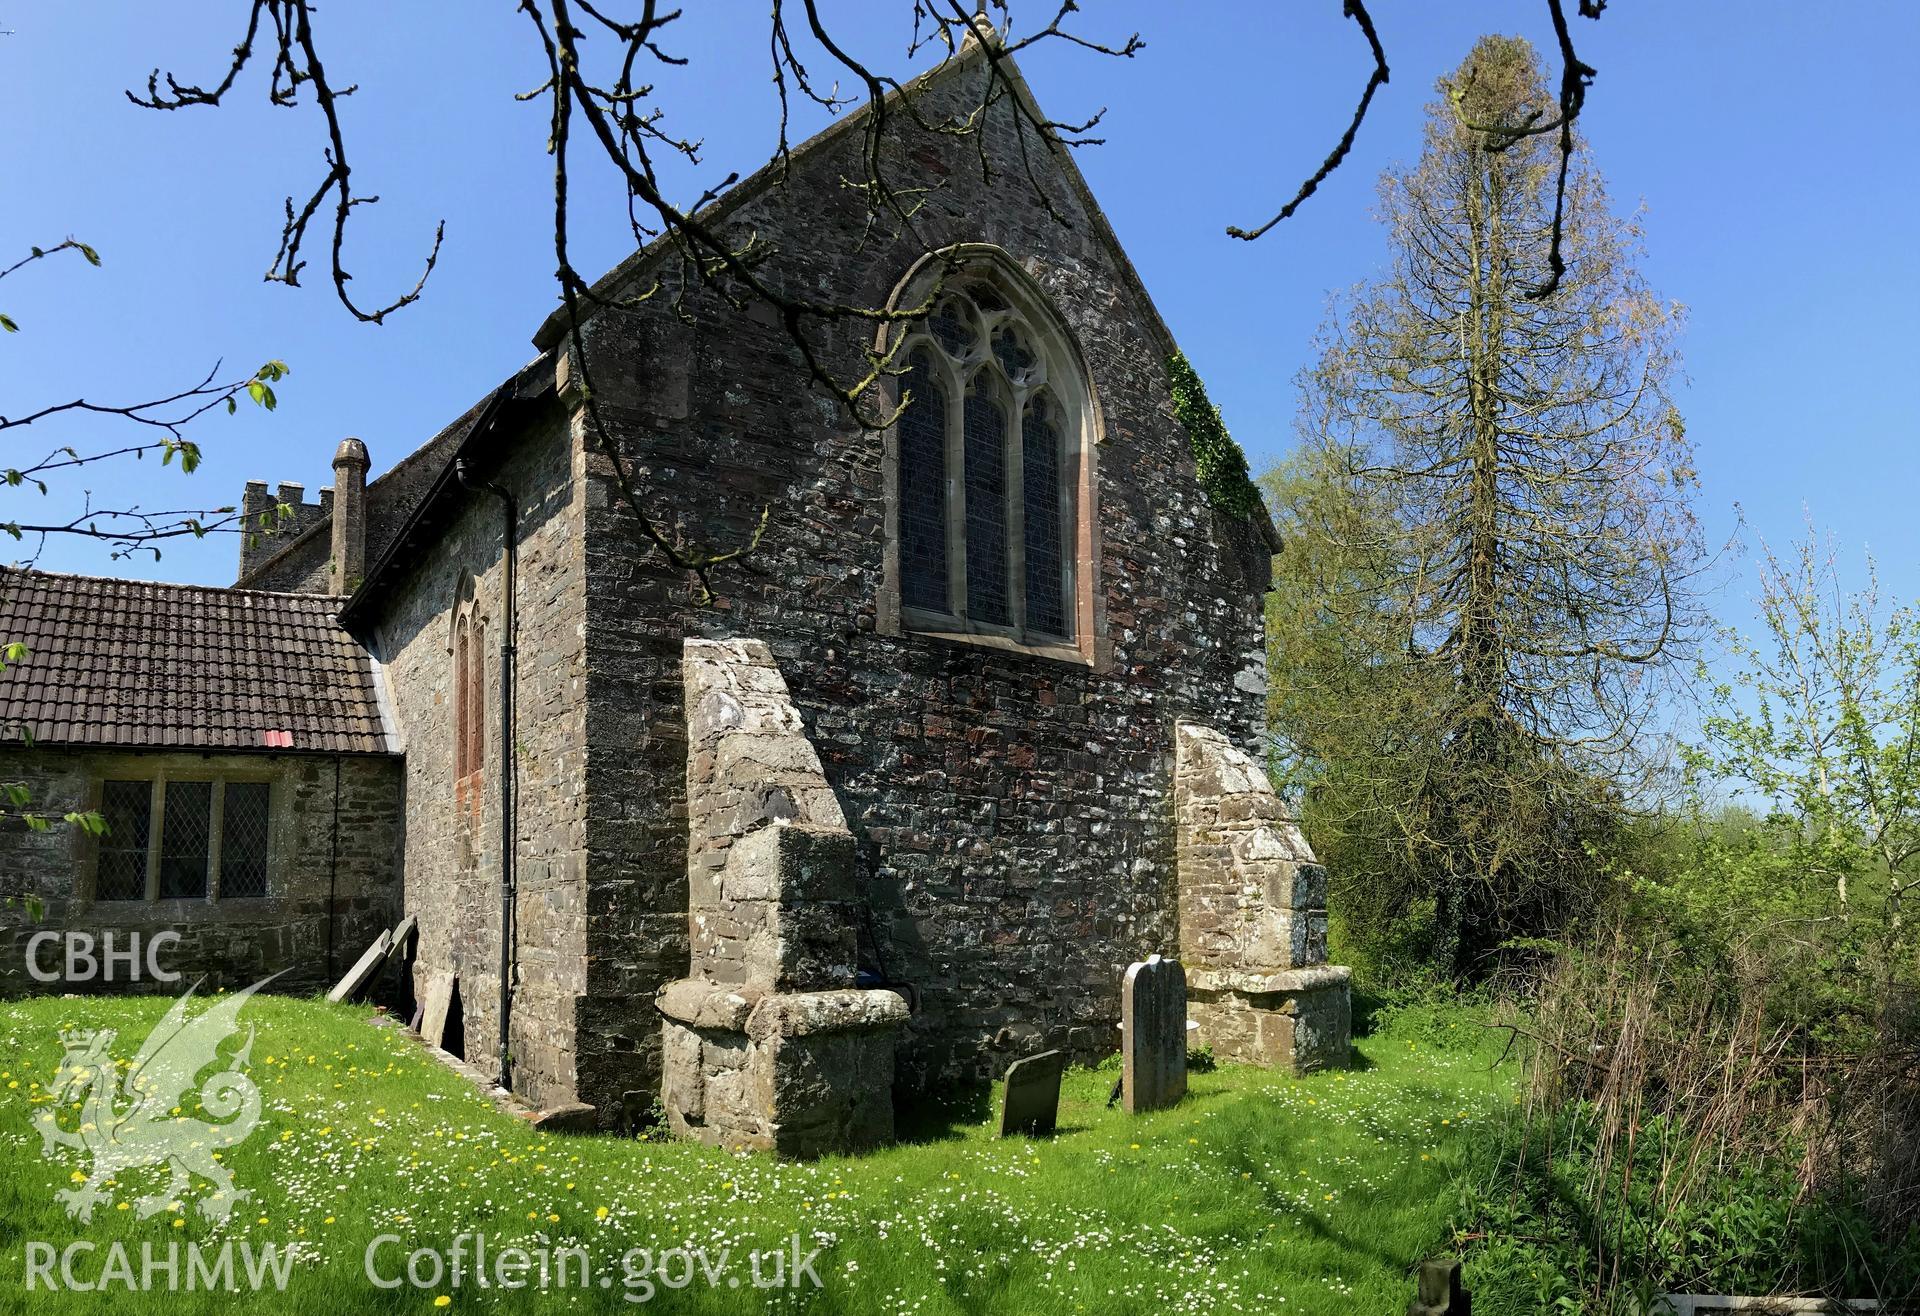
[1121,954,1187,1114]
[370,914,418,1004]
[419,971,455,1048]
[380,914,418,970]
[325,930,391,1004]
[1408,1257,1471,1316]
[997,1049,1068,1137]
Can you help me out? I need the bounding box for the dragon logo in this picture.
[36,973,282,1223]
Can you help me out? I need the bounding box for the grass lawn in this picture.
[0,992,1511,1314]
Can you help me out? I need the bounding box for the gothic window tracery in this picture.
[893,277,1084,647]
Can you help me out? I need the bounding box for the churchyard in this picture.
[0,987,1509,1313]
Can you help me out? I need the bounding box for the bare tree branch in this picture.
[1228,0,1388,242]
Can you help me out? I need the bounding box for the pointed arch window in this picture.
[883,254,1100,662]
[452,577,485,800]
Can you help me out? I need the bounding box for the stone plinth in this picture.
[659,981,906,1156]
[1175,722,1351,1072]
[658,638,906,1157]
[1187,966,1351,1074]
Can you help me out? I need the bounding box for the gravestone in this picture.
[1121,954,1187,1114]
[325,929,391,1004]
[371,914,419,1009]
[419,971,455,1048]
[1408,1257,1471,1315]
[997,1049,1067,1137]
[380,914,417,972]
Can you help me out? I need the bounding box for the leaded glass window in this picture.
[89,777,273,904]
[963,379,1011,627]
[898,351,949,611]
[159,780,212,899]
[467,618,486,778]
[452,574,486,798]
[97,779,151,901]
[892,278,1081,644]
[220,781,271,899]
[455,619,470,778]
[1023,393,1067,638]
[930,298,976,356]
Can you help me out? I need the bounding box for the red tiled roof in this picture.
[0,568,392,755]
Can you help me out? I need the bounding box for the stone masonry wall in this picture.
[0,747,400,995]
[360,398,590,1109]
[679,638,859,986]
[1173,721,1350,1073]
[1174,723,1328,972]
[572,48,1274,1111]
[657,639,905,1155]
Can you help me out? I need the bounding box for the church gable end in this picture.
[564,39,1283,1117]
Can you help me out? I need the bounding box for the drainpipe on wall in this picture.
[325,757,342,983]
[455,457,518,1093]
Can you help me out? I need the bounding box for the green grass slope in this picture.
[0,993,1511,1314]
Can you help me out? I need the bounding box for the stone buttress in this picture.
[656,638,907,1155]
[1174,722,1351,1072]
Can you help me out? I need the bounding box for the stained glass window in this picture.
[159,780,212,899]
[1023,393,1067,637]
[963,381,1010,627]
[992,325,1035,383]
[930,299,975,357]
[967,282,1007,313]
[899,351,949,612]
[97,779,150,901]
[894,275,1079,646]
[220,782,271,899]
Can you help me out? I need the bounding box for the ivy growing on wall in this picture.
[1167,352,1263,521]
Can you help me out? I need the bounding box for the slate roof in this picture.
[0,568,392,755]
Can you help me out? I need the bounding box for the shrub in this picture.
[1458,918,1920,1309]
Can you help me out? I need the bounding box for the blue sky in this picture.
[5,2,1917,636]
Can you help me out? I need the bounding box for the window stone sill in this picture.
[904,619,1091,667]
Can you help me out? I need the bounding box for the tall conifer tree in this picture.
[1280,35,1701,974]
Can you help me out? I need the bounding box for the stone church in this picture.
[0,31,1348,1151]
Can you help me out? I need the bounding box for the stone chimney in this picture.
[329,437,370,595]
